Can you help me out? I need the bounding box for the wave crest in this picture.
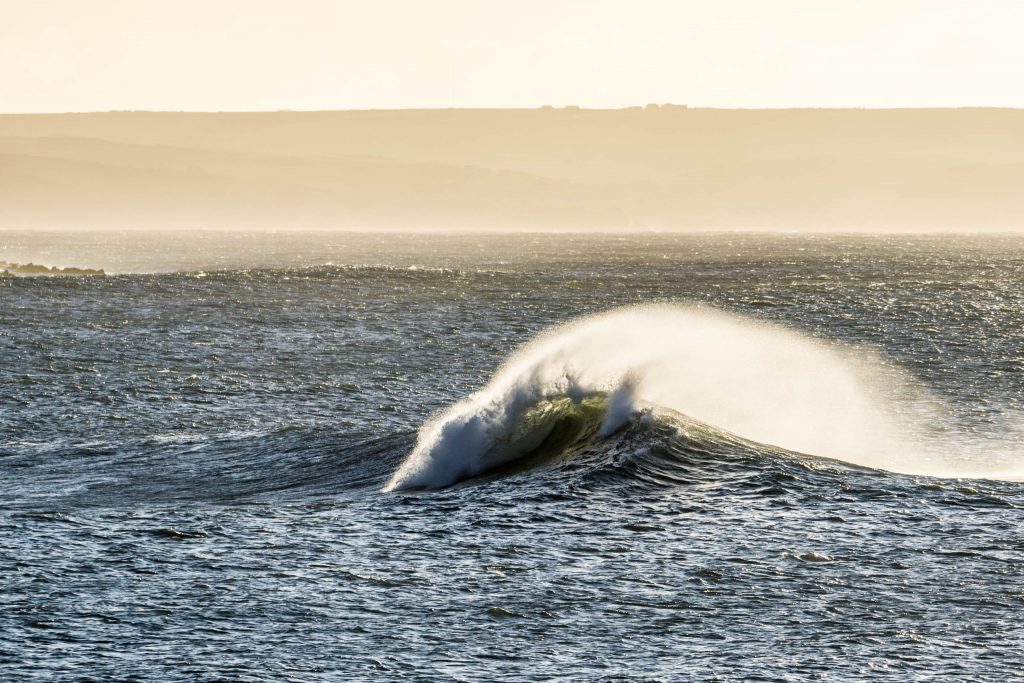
[384,304,948,491]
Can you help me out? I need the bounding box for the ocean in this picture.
[2,231,1023,681]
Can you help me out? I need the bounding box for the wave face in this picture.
[385,304,950,491]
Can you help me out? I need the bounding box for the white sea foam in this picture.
[384,304,1020,490]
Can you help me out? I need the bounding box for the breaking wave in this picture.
[386,304,1022,491]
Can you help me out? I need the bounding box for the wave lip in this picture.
[384,304,954,492]
[386,389,630,492]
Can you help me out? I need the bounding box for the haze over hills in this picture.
[2,107,1023,232]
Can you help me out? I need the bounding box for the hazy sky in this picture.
[2,0,1023,112]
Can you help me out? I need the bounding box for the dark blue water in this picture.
[2,232,1023,681]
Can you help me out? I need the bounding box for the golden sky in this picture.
[2,0,1023,112]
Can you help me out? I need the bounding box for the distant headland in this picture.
[2,107,1023,232]
[0,261,105,277]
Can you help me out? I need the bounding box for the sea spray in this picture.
[385,304,943,490]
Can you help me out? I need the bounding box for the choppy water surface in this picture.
[2,232,1024,681]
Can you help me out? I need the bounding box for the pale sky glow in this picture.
[2,0,1024,112]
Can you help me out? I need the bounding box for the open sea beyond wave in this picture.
[2,232,1024,681]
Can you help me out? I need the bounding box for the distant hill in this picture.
[2,108,1023,231]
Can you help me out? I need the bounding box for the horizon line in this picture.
[4,105,1024,116]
